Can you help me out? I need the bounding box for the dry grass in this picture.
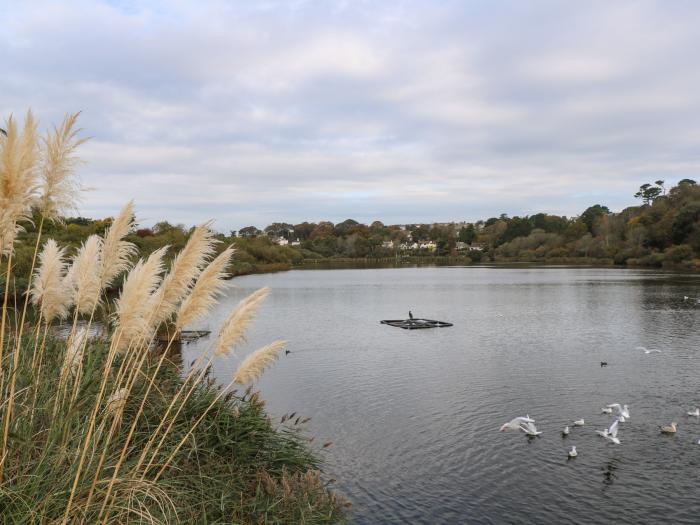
[233,340,286,384]
[31,239,70,323]
[215,286,270,357]
[175,245,234,330]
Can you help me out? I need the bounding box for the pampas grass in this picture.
[38,112,87,220]
[100,200,136,289]
[113,247,167,352]
[67,235,104,315]
[0,109,344,523]
[105,387,127,416]
[233,340,286,384]
[31,239,70,323]
[149,223,217,327]
[214,287,270,357]
[62,326,88,378]
[0,111,40,255]
[175,246,234,330]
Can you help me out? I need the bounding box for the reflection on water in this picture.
[183,267,700,524]
[52,319,107,340]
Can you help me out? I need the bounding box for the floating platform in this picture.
[157,330,211,344]
[380,318,453,330]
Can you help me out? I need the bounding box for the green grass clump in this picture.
[0,335,347,523]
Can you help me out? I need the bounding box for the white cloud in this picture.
[2,0,700,228]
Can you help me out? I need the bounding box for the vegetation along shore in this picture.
[0,111,347,522]
[11,178,700,299]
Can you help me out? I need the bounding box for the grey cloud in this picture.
[2,0,700,229]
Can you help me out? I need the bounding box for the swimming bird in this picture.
[568,446,577,458]
[573,419,584,427]
[595,428,609,438]
[562,426,570,437]
[603,418,621,445]
[499,416,536,432]
[601,407,612,414]
[660,422,677,434]
[687,408,699,417]
[600,361,608,367]
[607,404,630,419]
[519,421,542,437]
[285,349,291,355]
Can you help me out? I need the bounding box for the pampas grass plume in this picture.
[39,112,87,220]
[105,387,128,415]
[100,200,137,288]
[233,340,286,384]
[214,287,269,357]
[0,111,40,255]
[67,235,103,315]
[62,326,88,377]
[175,246,234,330]
[113,246,168,352]
[31,239,70,323]
[150,222,217,326]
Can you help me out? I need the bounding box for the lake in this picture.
[182,266,700,524]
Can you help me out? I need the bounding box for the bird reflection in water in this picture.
[601,460,619,488]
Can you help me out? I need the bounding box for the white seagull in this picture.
[607,404,630,419]
[573,419,584,427]
[562,426,570,436]
[499,415,535,432]
[595,428,609,438]
[637,346,661,354]
[603,418,621,445]
[601,407,612,414]
[568,446,577,458]
[687,408,699,417]
[519,420,542,437]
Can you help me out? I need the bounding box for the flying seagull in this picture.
[499,415,535,432]
[607,404,630,420]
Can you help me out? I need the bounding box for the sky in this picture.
[2,0,700,232]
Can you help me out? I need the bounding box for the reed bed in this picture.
[0,111,346,523]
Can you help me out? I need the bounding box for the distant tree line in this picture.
[8,180,700,289]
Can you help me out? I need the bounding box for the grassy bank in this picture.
[0,333,345,523]
[0,111,346,523]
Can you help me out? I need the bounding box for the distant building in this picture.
[469,243,485,251]
[274,237,289,246]
[382,240,395,249]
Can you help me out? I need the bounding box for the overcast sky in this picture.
[2,0,700,231]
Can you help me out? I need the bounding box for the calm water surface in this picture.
[183,267,700,524]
